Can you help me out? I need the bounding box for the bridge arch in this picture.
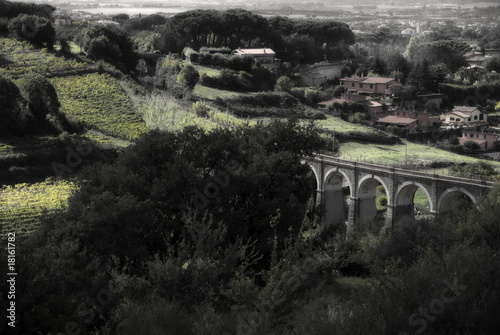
[356,174,391,223]
[395,181,433,225]
[357,174,392,205]
[307,163,320,191]
[437,188,476,215]
[323,168,353,227]
[324,168,353,195]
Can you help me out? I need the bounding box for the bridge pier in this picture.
[345,197,355,234]
[394,204,416,226]
[357,196,378,222]
[385,204,395,229]
[324,188,346,227]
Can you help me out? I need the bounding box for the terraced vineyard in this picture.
[51,73,148,140]
[0,179,75,236]
[0,37,91,77]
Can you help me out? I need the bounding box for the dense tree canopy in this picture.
[404,36,469,73]
[8,13,55,47]
[2,120,325,333]
[0,0,55,20]
[77,25,137,69]
[153,9,354,64]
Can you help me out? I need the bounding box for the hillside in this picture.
[1,36,499,239]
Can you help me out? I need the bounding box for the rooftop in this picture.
[452,111,471,119]
[377,115,417,125]
[232,48,276,56]
[452,106,479,115]
[341,76,396,84]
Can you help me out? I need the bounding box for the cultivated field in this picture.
[0,179,74,236]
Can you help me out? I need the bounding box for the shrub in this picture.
[462,139,481,152]
[197,52,253,72]
[192,101,210,118]
[274,76,293,92]
[199,69,255,92]
[183,47,199,63]
[449,162,496,178]
[199,47,231,54]
[177,64,200,90]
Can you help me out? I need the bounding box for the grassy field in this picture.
[337,140,500,167]
[54,41,82,54]
[194,83,250,100]
[0,179,74,236]
[141,95,255,132]
[315,116,379,134]
[192,64,222,77]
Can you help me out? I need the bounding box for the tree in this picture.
[485,56,500,73]
[177,64,200,89]
[0,0,56,20]
[17,73,60,120]
[78,25,136,69]
[8,14,55,47]
[112,13,129,26]
[86,35,121,61]
[136,59,147,77]
[0,74,29,135]
[333,85,346,98]
[8,120,324,333]
[274,76,292,92]
[371,56,386,75]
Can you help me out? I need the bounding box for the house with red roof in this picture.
[339,76,397,98]
[376,115,418,129]
[459,131,500,150]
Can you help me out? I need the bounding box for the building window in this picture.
[360,83,363,88]
[370,84,373,89]
[468,118,471,121]
[480,114,484,120]
[450,117,455,121]
[352,83,355,87]
[386,85,389,89]
[474,115,478,120]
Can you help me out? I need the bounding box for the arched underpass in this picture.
[323,170,352,228]
[438,188,476,215]
[394,182,433,226]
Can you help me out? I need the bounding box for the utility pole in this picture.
[332,128,335,154]
[405,128,408,166]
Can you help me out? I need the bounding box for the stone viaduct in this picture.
[308,153,494,229]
